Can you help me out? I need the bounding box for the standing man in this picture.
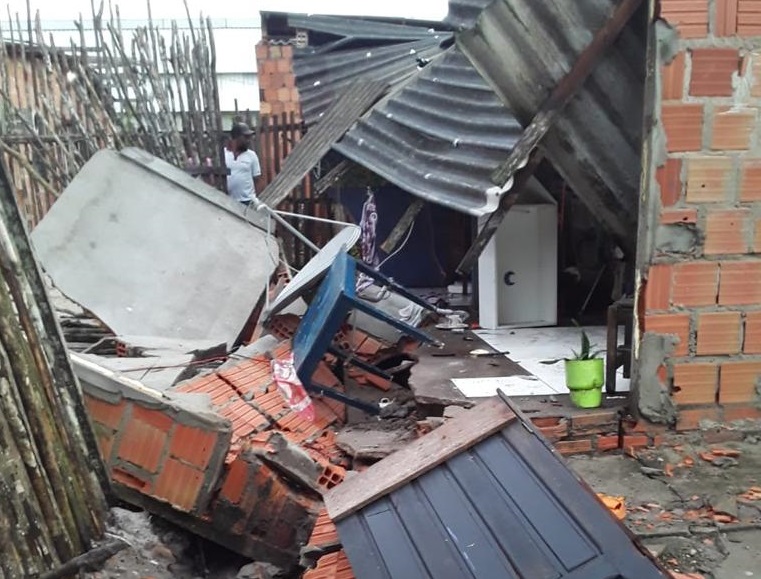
[224,122,262,207]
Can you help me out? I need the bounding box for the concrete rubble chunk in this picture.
[31,148,279,348]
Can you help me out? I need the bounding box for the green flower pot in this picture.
[565,358,604,409]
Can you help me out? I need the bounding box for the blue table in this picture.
[292,251,441,414]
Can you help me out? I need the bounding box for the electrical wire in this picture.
[378,221,415,270]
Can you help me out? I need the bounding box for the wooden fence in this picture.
[0,3,224,227]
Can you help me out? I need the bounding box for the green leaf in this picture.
[580,328,591,359]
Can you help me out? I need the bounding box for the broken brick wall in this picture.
[635,0,761,430]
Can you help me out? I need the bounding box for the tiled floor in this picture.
[471,326,631,396]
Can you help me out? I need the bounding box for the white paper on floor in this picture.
[475,326,631,395]
[451,375,558,398]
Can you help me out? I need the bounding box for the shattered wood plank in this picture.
[380,198,424,255]
[457,0,644,274]
[325,397,515,521]
[259,80,388,208]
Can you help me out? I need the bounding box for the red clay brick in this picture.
[622,435,650,450]
[255,43,269,60]
[661,103,704,152]
[117,418,169,474]
[644,313,691,356]
[85,396,127,430]
[532,416,570,441]
[686,156,734,203]
[645,263,673,311]
[743,159,761,201]
[111,468,151,492]
[168,424,219,470]
[661,208,698,224]
[153,458,205,512]
[672,261,720,306]
[744,311,761,353]
[716,0,740,35]
[660,0,710,38]
[696,311,742,355]
[719,261,761,305]
[130,405,175,433]
[676,406,722,431]
[673,363,719,405]
[750,52,761,97]
[571,409,620,435]
[555,439,594,455]
[724,404,761,422]
[753,218,761,253]
[219,458,250,504]
[657,158,684,207]
[690,48,740,96]
[738,0,761,36]
[711,107,757,151]
[704,209,751,255]
[97,433,114,462]
[720,360,761,404]
[662,51,686,100]
[596,435,620,452]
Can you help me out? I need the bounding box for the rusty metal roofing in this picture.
[333,47,523,216]
[447,0,646,251]
[326,397,667,579]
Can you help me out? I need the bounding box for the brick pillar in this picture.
[255,41,301,120]
[635,0,761,429]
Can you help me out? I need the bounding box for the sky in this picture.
[1,0,448,23]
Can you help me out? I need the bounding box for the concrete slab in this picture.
[32,148,279,347]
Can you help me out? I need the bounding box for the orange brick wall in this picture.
[255,42,300,120]
[637,0,761,427]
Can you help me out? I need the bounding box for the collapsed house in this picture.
[28,0,761,576]
[30,141,666,577]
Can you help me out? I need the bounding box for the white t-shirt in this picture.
[224,147,261,203]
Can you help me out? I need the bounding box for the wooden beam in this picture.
[313,159,352,197]
[457,150,544,274]
[380,198,424,254]
[457,0,644,274]
[325,397,515,521]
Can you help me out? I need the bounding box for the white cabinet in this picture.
[478,204,558,329]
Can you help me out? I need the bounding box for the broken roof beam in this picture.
[454,0,644,269]
[258,80,388,208]
[313,159,354,197]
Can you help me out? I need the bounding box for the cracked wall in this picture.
[634,0,761,428]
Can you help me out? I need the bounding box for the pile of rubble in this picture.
[31,149,447,576]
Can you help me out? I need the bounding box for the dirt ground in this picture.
[569,438,761,578]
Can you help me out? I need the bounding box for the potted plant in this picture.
[565,325,605,409]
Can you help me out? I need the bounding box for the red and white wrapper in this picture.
[271,354,316,421]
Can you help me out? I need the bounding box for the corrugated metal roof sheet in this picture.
[447,0,646,249]
[287,13,443,41]
[327,397,667,579]
[334,47,523,216]
[259,79,388,207]
[294,37,447,125]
